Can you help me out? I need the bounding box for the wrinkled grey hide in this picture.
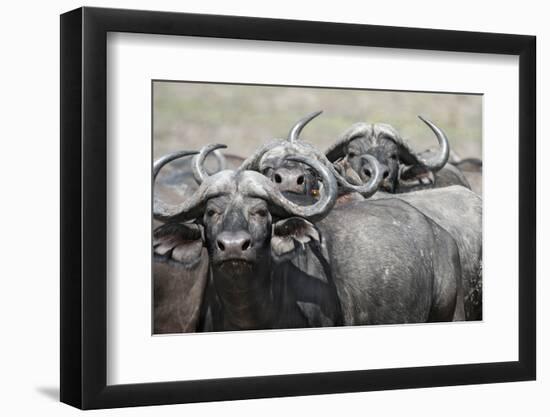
[354,186,481,320]
[316,199,465,324]
[154,246,210,333]
[294,174,480,320]
[153,222,210,333]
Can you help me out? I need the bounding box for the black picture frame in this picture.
[60,6,536,410]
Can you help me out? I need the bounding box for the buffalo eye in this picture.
[348,152,356,158]
[390,153,398,160]
[207,209,218,217]
[252,208,268,218]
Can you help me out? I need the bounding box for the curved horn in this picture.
[153,183,213,223]
[324,160,380,198]
[238,111,322,172]
[152,149,211,223]
[193,143,227,185]
[153,150,198,179]
[414,116,450,172]
[259,154,337,223]
[325,142,346,162]
[238,140,284,172]
[294,142,382,198]
[355,155,383,198]
[288,110,323,143]
[213,149,227,172]
[325,123,371,162]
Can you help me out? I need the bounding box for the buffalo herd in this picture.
[153,111,482,333]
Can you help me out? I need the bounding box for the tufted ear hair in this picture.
[397,165,435,191]
[333,158,363,186]
[271,217,321,263]
[153,222,206,268]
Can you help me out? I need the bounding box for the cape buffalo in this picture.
[154,149,244,205]
[153,149,245,230]
[325,117,471,193]
[371,187,482,320]
[153,145,465,332]
[293,167,482,320]
[239,111,382,199]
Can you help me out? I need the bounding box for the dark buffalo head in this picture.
[326,116,450,192]
[239,111,383,199]
[154,144,338,275]
[258,151,319,196]
[152,149,245,228]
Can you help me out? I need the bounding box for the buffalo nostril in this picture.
[241,240,251,251]
[297,175,304,185]
[274,173,282,183]
[383,170,389,179]
[217,240,225,251]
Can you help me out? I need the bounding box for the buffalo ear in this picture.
[153,222,205,267]
[271,217,321,263]
[398,165,435,189]
[333,158,362,186]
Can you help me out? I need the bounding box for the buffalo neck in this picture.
[211,259,276,330]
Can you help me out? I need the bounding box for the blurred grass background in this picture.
[153,81,482,161]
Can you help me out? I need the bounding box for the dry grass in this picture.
[153,81,482,161]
